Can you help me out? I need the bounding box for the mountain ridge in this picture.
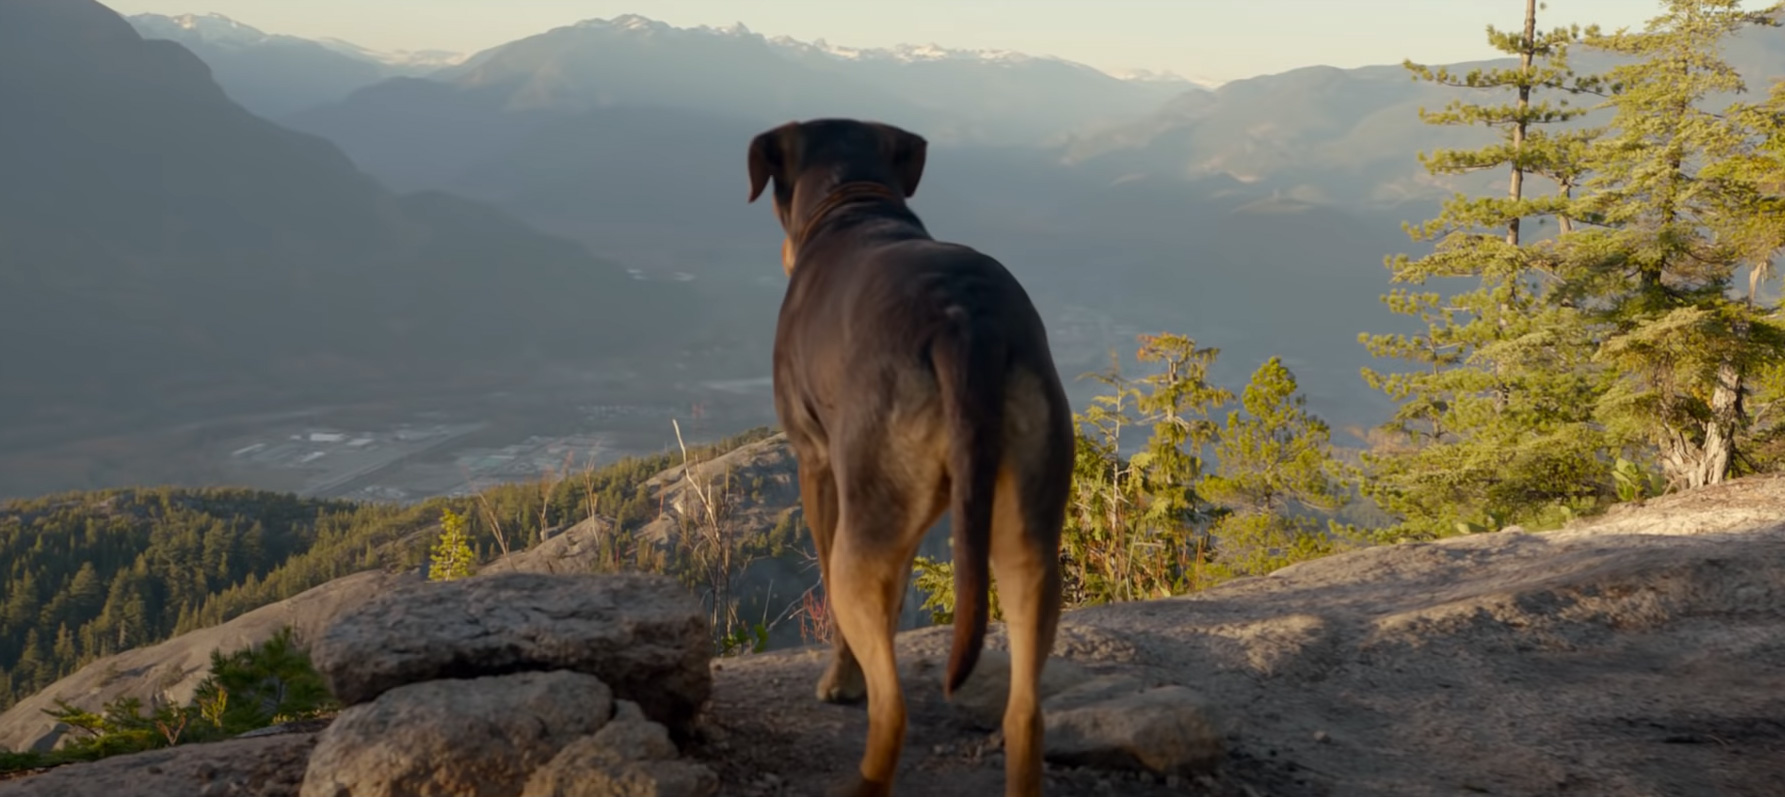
[2,0,690,448]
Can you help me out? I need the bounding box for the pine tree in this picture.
[1063,335,1231,604]
[1202,358,1352,579]
[1360,0,1612,538]
[428,508,477,582]
[4,571,39,630]
[13,629,46,694]
[1712,79,1785,469]
[1561,0,1785,489]
[67,562,103,619]
[52,624,77,676]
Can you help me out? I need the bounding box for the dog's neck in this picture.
[788,181,905,250]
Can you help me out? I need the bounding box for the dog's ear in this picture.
[875,123,928,198]
[748,122,799,204]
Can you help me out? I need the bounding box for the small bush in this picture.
[2,626,335,773]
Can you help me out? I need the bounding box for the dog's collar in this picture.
[791,181,903,249]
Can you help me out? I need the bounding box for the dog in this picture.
[747,118,1075,797]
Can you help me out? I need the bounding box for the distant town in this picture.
[216,402,707,504]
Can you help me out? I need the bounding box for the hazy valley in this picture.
[9,1,1733,501]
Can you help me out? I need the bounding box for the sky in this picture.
[100,0,1668,84]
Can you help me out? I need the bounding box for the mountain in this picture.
[0,0,686,449]
[272,15,1424,430]
[1059,24,1785,215]
[1059,62,1481,212]
[125,12,454,118]
[760,31,1193,145]
[284,14,1191,192]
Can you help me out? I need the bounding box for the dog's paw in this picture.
[816,657,867,704]
[825,774,892,797]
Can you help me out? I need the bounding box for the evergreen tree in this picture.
[13,629,46,694]
[428,508,477,582]
[1203,358,1353,579]
[190,627,335,732]
[1712,79,1785,469]
[3,572,38,632]
[1561,0,1785,489]
[51,625,77,677]
[66,562,104,620]
[1063,335,1231,604]
[1361,0,1613,538]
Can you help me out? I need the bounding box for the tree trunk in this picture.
[1658,357,1744,490]
[1489,0,1539,417]
[1698,353,1745,487]
[1506,0,1537,248]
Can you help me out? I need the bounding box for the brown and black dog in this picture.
[747,118,1075,797]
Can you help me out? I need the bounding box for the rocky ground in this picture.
[2,474,1783,796]
[691,475,1785,797]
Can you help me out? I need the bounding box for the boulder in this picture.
[943,648,1094,729]
[299,670,613,797]
[309,571,710,735]
[1042,685,1224,776]
[522,716,719,797]
[1040,673,1152,713]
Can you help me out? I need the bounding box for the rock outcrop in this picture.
[310,571,711,737]
[523,704,719,797]
[300,571,718,797]
[300,671,616,797]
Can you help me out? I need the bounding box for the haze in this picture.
[100,0,1661,84]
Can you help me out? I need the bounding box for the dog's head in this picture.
[747,118,927,272]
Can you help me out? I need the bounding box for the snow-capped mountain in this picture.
[1106,67,1223,89]
[559,13,1194,85]
[141,10,1201,145]
[768,35,1053,67]
[140,11,264,46]
[132,12,464,70]
[313,37,465,70]
[127,12,461,117]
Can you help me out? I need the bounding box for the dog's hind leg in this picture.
[825,449,946,797]
[990,429,1070,797]
[798,458,866,704]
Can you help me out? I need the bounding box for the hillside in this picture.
[0,427,778,713]
[2,472,1781,796]
[0,0,690,450]
[0,487,411,706]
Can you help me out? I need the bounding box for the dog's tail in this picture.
[931,306,1006,699]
